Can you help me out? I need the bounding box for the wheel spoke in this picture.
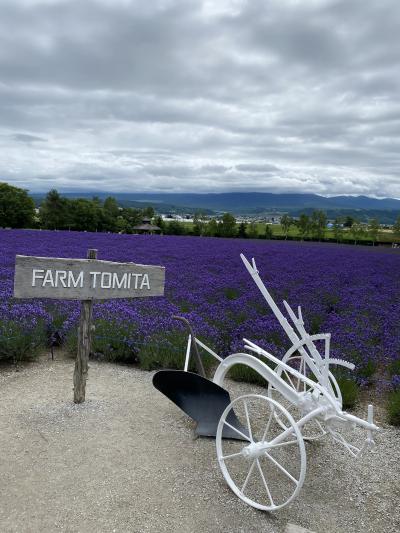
[256,458,274,507]
[241,459,256,494]
[217,395,305,512]
[261,407,274,442]
[297,358,305,391]
[220,451,244,461]
[297,357,305,392]
[266,439,300,450]
[264,451,298,485]
[223,420,250,441]
[284,369,296,390]
[243,400,253,442]
[314,419,326,434]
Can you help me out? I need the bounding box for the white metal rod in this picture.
[241,459,256,494]
[241,254,299,344]
[265,406,327,449]
[284,310,332,392]
[263,452,298,485]
[194,337,223,362]
[338,412,379,432]
[223,420,250,441]
[256,459,275,508]
[243,339,338,408]
[241,254,326,383]
[184,334,191,372]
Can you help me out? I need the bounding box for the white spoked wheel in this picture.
[268,354,341,441]
[216,394,306,511]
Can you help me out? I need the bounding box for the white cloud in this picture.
[0,0,399,197]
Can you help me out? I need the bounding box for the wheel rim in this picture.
[216,394,306,511]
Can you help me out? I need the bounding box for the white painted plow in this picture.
[154,254,379,511]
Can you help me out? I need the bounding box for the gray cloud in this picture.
[12,133,47,143]
[236,164,279,173]
[0,0,399,197]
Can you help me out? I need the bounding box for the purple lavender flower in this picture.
[0,228,399,385]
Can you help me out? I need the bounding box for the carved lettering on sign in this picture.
[14,255,165,300]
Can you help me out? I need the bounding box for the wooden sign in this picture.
[13,250,165,404]
[14,255,165,300]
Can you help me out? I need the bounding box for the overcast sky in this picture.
[1,0,400,197]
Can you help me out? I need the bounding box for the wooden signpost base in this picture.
[73,249,97,403]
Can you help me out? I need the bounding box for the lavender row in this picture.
[1,229,399,390]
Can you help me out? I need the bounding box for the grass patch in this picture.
[358,359,377,380]
[336,377,359,409]
[0,321,47,364]
[223,287,240,300]
[389,358,400,377]
[138,330,215,373]
[226,361,269,386]
[65,319,139,363]
[92,319,139,363]
[388,390,400,426]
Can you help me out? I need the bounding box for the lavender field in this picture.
[1,229,400,392]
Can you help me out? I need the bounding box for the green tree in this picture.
[350,220,366,244]
[393,215,400,237]
[166,220,185,235]
[280,214,293,239]
[205,218,219,237]
[192,212,206,236]
[154,215,165,233]
[296,214,311,240]
[115,216,129,233]
[368,218,380,246]
[237,222,247,238]
[332,218,344,243]
[39,189,70,229]
[120,207,142,232]
[247,221,258,239]
[142,206,155,219]
[343,216,354,228]
[101,196,120,232]
[103,196,119,217]
[69,198,101,232]
[0,182,35,228]
[219,212,237,237]
[265,225,274,239]
[310,210,327,241]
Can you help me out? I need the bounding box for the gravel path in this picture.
[0,356,399,533]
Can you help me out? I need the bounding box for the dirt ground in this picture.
[0,354,399,533]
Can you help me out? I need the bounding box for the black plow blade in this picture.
[153,370,249,440]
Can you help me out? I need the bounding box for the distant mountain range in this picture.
[32,191,400,210]
[31,191,400,222]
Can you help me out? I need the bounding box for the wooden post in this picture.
[73,248,97,403]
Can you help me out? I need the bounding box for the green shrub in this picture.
[64,327,78,355]
[358,359,377,379]
[336,377,359,409]
[91,319,139,363]
[223,287,240,300]
[177,300,192,313]
[227,363,268,386]
[389,358,400,377]
[138,330,214,373]
[64,319,139,363]
[0,321,47,363]
[309,314,323,335]
[388,390,400,426]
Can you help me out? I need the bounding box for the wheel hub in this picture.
[242,441,267,460]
